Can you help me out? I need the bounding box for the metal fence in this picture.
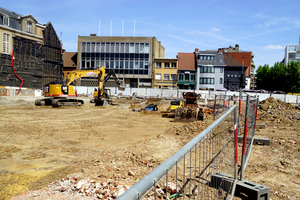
[237,92,259,180]
[117,104,238,200]
[213,95,233,120]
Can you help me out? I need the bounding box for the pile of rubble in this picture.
[259,97,295,111]
[258,97,300,125]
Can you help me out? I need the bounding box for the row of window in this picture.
[81,59,149,69]
[178,74,196,81]
[199,66,223,73]
[81,52,149,59]
[156,62,177,68]
[1,16,32,33]
[198,55,215,61]
[81,42,150,53]
[199,78,223,84]
[227,74,242,78]
[155,73,177,81]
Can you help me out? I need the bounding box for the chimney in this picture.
[218,48,222,53]
[90,34,97,36]
[235,44,239,52]
[195,48,199,52]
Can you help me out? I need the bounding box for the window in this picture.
[185,74,189,81]
[156,62,161,68]
[129,43,134,53]
[144,43,150,53]
[155,73,161,80]
[164,74,170,80]
[220,67,223,73]
[171,74,177,80]
[165,62,170,68]
[27,21,32,33]
[3,33,9,54]
[3,16,9,26]
[191,74,195,81]
[220,78,223,84]
[179,74,183,81]
[171,63,177,68]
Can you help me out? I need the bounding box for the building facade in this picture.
[177,53,196,89]
[195,49,226,90]
[223,53,246,91]
[284,44,300,65]
[77,35,165,88]
[153,58,178,89]
[222,44,254,89]
[0,7,63,89]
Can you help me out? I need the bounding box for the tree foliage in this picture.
[256,61,300,93]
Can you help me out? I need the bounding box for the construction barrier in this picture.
[117,104,238,200]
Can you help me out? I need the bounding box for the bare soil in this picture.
[0,96,299,200]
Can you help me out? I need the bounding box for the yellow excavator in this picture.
[91,66,125,106]
[35,67,104,107]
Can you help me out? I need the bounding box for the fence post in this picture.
[238,89,242,136]
[213,95,217,120]
[234,100,238,180]
[240,95,250,181]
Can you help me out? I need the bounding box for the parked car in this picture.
[272,91,286,94]
[256,89,270,93]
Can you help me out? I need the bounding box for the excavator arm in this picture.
[94,66,125,106]
[64,68,102,86]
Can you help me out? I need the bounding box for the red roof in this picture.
[178,53,196,70]
[62,52,77,68]
[226,52,252,76]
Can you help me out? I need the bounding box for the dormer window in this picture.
[27,21,32,33]
[3,16,9,26]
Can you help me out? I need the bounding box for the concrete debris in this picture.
[28,176,130,199]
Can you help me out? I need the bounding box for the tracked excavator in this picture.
[35,68,103,107]
[90,66,125,106]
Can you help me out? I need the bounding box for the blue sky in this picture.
[3,0,300,70]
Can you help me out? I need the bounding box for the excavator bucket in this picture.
[118,86,125,91]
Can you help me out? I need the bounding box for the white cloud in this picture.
[211,27,220,31]
[263,45,285,49]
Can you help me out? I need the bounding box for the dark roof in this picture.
[62,52,77,67]
[195,50,226,66]
[223,53,242,67]
[226,52,252,76]
[0,7,22,18]
[178,53,196,70]
[0,7,22,30]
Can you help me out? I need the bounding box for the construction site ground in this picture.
[0,96,299,200]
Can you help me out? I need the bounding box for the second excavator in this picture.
[91,65,125,106]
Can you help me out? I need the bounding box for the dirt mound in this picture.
[259,97,295,111]
[258,97,300,126]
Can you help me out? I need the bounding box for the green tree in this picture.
[285,61,300,94]
[256,64,271,90]
[269,62,286,91]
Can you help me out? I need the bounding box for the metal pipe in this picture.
[117,105,237,200]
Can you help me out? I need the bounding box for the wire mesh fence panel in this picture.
[238,92,259,180]
[213,95,233,120]
[117,105,237,200]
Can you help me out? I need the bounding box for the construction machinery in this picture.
[174,92,205,122]
[161,100,185,118]
[90,66,125,106]
[35,68,103,107]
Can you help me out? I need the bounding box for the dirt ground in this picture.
[0,96,299,200]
